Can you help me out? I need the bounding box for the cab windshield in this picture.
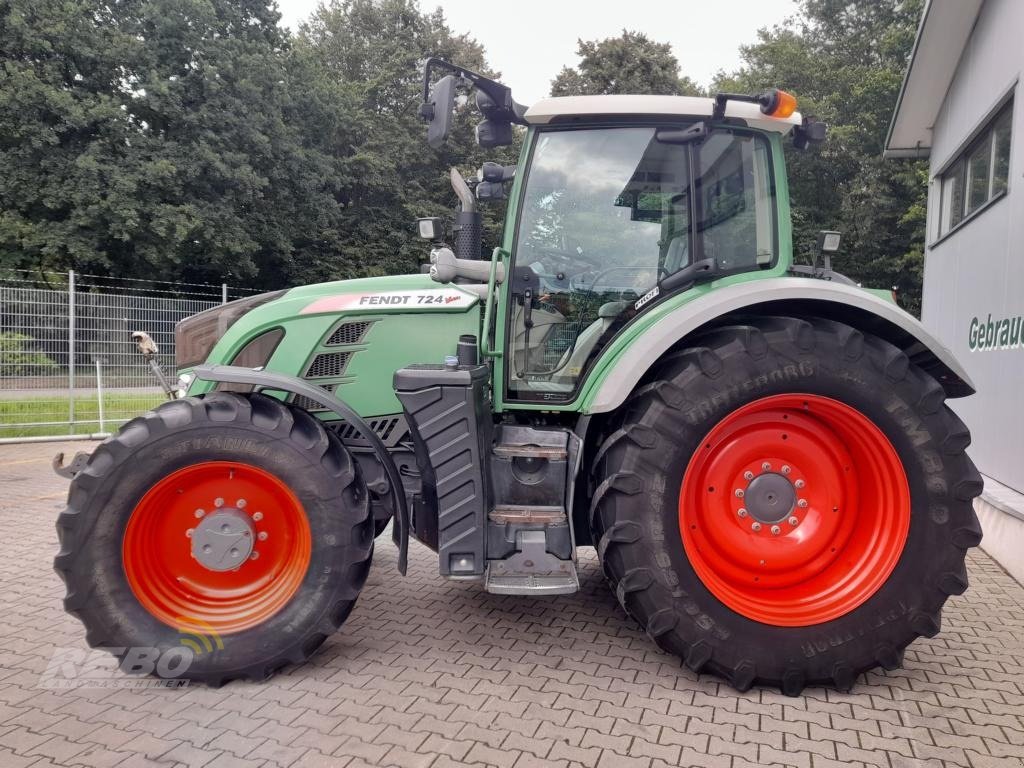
[507,125,777,401]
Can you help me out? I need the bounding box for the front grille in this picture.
[326,320,373,346]
[333,415,408,447]
[289,384,336,412]
[305,351,351,378]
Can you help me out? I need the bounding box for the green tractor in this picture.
[56,60,982,694]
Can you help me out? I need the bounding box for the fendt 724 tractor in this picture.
[56,60,983,694]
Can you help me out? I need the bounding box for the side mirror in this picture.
[793,117,827,150]
[421,75,457,149]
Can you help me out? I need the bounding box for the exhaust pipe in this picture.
[449,167,482,261]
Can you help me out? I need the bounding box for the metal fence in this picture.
[0,270,258,441]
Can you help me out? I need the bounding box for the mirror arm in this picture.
[421,57,528,126]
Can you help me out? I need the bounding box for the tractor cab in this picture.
[502,119,777,400]
[416,59,823,408]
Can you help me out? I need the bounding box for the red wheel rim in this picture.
[679,394,910,626]
[123,461,311,634]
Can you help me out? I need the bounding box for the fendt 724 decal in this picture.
[300,289,478,315]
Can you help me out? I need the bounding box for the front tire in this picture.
[55,392,373,685]
[590,317,983,694]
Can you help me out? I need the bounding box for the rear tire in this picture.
[590,316,982,694]
[54,392,373,685]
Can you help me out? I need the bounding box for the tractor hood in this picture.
[181,273,482,417]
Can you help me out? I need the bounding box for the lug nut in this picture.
[236,499,247,509]
[252,511,263,522]
[735,489,745,498]
[737,508,748,518]
[214,497,224,508]
[788,516,799,526]
[798,499,808,508]
[781,465,791,475]
[194,508,205,518]
[743,470,754,481]
[762,462,771,471]
[795,479,805,489]
[250,551,259,560]
[258,531,268,541]
[186,528,194,538]
[771,525,781,535]
[751,522,762,532]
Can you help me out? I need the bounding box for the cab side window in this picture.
[697,133,775,271]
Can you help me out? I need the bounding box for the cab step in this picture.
[484,424,582,596]
[484,530,579,595]
[490,505,566,524]
[484,571,579,595]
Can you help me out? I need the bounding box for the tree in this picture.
[298,0,518,276]
[0,0,368,287]
[551,31,704,97]
[714,0,927,313]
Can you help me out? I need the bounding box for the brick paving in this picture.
[1,439,1023,768]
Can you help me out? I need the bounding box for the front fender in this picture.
[584,278,975,414]
[193,364,410,575]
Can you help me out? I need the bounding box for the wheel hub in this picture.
[679,394,911,626]
[743,472,796,525]
[123,461,311,634]
[191,507,255,571]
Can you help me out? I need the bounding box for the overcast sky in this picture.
[277,0,800,104]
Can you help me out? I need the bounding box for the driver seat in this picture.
[540,300,632,387]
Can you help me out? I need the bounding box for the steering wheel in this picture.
[531,246,603,274]
[570,264,662,296]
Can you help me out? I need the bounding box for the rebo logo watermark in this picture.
[39,617,223,689]
[40,647,194,689]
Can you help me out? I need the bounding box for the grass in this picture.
[0,393,166,438]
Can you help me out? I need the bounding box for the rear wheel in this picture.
[590,317,982,694]
[55,392,373,685]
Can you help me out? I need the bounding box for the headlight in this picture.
[176,372,193,399]
[174,290,285,369]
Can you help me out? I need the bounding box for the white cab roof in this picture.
[525,95,802,134]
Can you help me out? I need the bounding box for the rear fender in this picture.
[585,278,974,414]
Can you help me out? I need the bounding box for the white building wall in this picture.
[924,0,1024,494]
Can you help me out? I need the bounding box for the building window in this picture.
[938,101,1013,237]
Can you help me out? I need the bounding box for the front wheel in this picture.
[591,317,982,694]
[55,393,373,685]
